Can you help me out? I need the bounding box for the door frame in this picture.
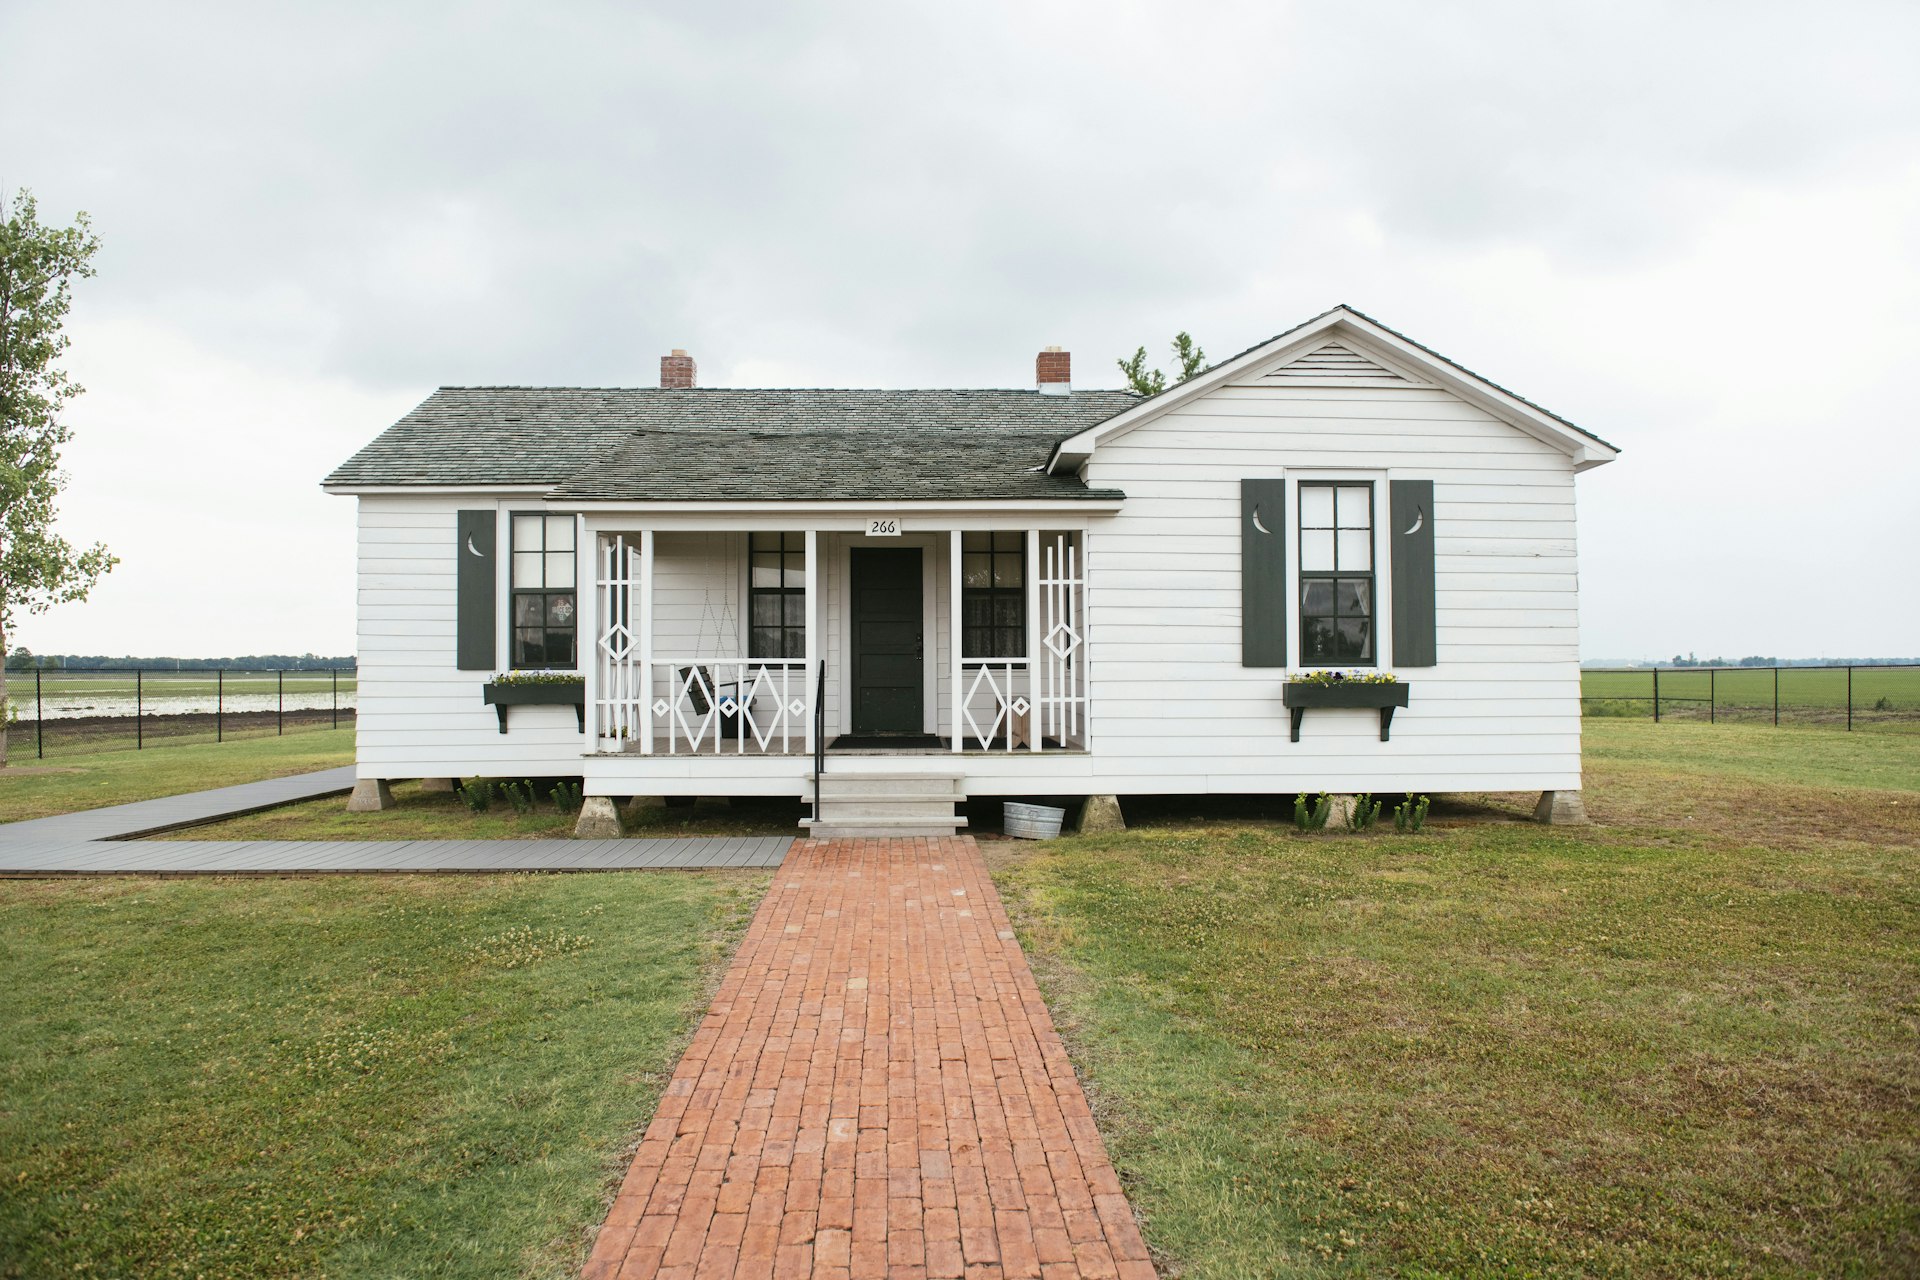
[836,533,939,737]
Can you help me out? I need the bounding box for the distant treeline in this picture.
[5,651,355,672]
[1649,655,1918,669]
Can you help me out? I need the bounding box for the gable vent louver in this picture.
[1259,341,1409,385]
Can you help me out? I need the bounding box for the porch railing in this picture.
[598,658,812,754]
[958,661,1032,751]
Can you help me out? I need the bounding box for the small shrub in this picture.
[1393,795,1431,833]
[1346,794,1382,831]
[549,781,583,813]
[1872,696,1894,712]
[459,780,495,813]
[501,781,537,815]
[1293,792,1331,831]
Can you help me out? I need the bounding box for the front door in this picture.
[850,547,923,734]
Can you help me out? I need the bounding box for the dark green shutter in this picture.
[1241,478,1287,667]
[456,509,497,670]
[1390,480,1436,667]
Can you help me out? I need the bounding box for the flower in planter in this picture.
[1292,669,1399,686]
[489,669,585,687]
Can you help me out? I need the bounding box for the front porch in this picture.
[582,522,1091,761]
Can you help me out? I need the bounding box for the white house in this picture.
[324,306,1617,837]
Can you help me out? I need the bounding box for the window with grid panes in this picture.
[1298,482,1375,665]
[749,533,807,658]
[510,514,577,667]
[961,532,1026,659]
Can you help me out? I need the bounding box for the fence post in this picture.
[1847,666,1853,732]
[1653,667,1660,723]
[278,670,284,735]
[137,670,143,749]
[1709,668,1716,725]
[1773,666,1779,726]
[35,667,43,760]
[217,669,223,743]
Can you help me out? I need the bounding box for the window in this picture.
[511,514,577,668]
[749,532,807,658]
[962,531,1026,658]
[1299,482,1374,665]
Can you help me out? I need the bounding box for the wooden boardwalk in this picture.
[0,768,793,877]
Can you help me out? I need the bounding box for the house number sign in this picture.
[866,517,903,537]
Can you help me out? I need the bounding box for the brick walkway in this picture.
[584,836,1154,1280]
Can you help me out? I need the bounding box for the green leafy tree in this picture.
[1,190,115,765]
[1116,331,1208,396]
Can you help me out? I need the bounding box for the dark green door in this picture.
[850,547,923,734]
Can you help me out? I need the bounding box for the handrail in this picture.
[812,658,827,823]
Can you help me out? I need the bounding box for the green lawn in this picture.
[0,870,765,1280]
[0,730,355,824]
[1582,665,1919,730]
[163,782,804,841]
[992,718,1920,1277]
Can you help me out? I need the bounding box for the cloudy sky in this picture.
[3,0,1915,661]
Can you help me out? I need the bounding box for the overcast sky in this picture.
[3,0,1915,661]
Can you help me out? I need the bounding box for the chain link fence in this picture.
[5,667,357,758]
[1582,665,1920,732]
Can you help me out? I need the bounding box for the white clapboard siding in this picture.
[1078,378,1585,793]
[354,495,585,779]
[650,532,746,659]
[350,365,1593,794]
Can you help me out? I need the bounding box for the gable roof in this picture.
[324,309,1616,501]
[323,387,1137,501]
[1048,305,1620,473]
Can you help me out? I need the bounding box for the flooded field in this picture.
[9,672,356,720]
[5,671,358,757]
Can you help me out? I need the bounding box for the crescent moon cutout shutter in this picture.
[1241,478,1287,667]
[1390,480,1436,667]
[456,509,497,671]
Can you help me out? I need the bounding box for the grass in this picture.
[991,718,1920,1277]
[0,729,354,824]
[162,782,804,841]
[0,869,766,1280]
[1582,666,1919,730]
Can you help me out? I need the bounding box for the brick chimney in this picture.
[660,349,697,389]
[1036,346,1070,395]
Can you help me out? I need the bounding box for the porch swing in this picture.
[676,579,744,742]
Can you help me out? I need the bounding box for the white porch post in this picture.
[1079,530,1092,751]
[804,528,818,754]
[637,528,654,755]
[579,514,595,749]
[1025,527,1042,752]
[950,528,964,752]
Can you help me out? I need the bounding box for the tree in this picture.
[1,189,115,766]
[1116,331,1207,396]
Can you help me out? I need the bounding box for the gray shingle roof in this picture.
[323,387,1137,500]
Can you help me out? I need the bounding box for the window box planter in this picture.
[483,679,586,734]
[1282,680,1410,742]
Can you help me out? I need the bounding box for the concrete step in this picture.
[801,814,970,839]
[811,773,966,798]
[813,793,965,810]
[810,802,960,821]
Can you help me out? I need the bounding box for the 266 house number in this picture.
[867,517,902,537]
